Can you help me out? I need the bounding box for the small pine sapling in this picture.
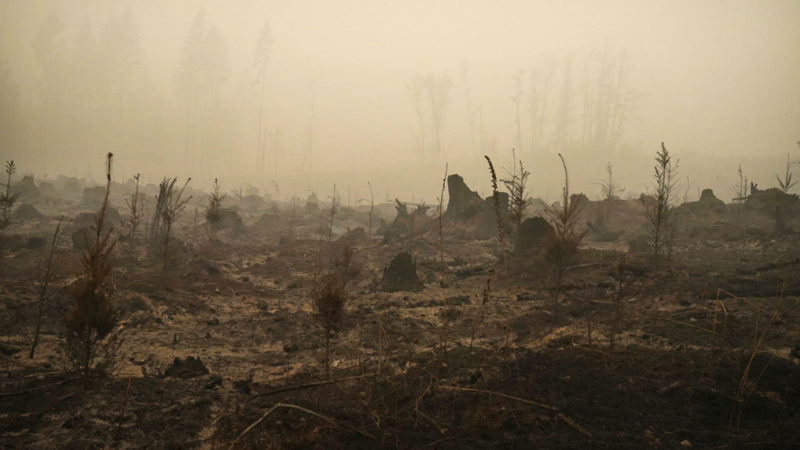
[0,160,19,273]
[731,165,748,209]
[731,165,749,256]
[641,143,679,261]
[598,162,624,201]
[501,149,531,236]
[486,155,515,345]
[544,153,586,321]
[63,153,121,380]
[205,178,226,241]
[125,173,144,257]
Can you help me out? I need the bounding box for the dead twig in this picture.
[253,372,378,398]
[116,377,132,429]
[565,262,603,272]
[639,314,733,345]
[0,378,71,397]
[730,288,783,429]
[436,384,591,437]
[228,402,374,449]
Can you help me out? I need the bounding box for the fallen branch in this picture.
[565,263,603,272]
[228,402,375,449]
[436,384,591,437]
[639,314,732,345]
[0,378,71,397]
[253,372,379,398]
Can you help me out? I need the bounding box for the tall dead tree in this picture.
[253,21,273,175]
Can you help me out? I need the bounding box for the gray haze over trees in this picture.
[0,0,798,202]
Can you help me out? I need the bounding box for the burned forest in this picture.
[2,1,800,449]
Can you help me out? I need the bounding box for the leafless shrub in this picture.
[149,177,192,271]
[312,273,347,378]
[29,216,70,358]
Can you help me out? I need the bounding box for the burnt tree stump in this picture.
[379,252,424,292]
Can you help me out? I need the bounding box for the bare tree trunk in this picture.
[256,75,266,174]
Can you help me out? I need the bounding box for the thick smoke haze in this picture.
[1,0,798,202]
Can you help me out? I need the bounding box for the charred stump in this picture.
[379,251,424,292]
[515,216,555,252]
[444,174,483,220]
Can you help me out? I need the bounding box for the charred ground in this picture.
[1,170,799,449]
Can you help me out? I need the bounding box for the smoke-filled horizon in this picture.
[1,0,798,203]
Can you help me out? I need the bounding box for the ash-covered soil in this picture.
[2,177,799,449]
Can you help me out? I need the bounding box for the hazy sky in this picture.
[1,0,799,201]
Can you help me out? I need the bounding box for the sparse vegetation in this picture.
[29,216,68,358]
[312,273,346,379]
[598,161,624,201]
[205,178,226,240]
[327,184,338,241]
[62,153,121,381]
[501,149,530,235]
[2,153,800,449]
[775,152,797,193]
[437,164,448,287]
[4,6,800,450]
[149,177,192,271]
[484,155,506,247]
[641,142,679,261]
[367,181,374,240]
[124,173,144,256]
[544,153,586,321]
[0,160,19,273]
